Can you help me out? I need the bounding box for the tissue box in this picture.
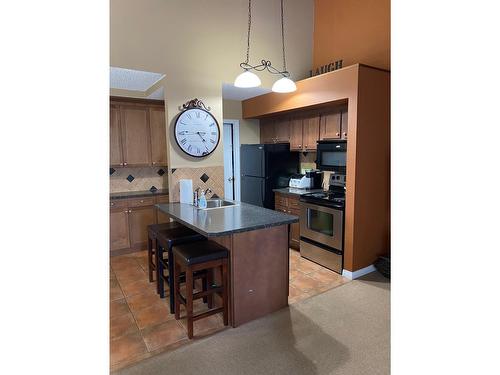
[179,179,193,204]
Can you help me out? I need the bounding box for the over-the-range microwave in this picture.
[316,140,347,173]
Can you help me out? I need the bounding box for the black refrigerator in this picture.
[240,143,299,209]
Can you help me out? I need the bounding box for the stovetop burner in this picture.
[300,190,346,209]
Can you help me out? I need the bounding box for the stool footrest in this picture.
[192,307,224,322]
[193,287,223,300]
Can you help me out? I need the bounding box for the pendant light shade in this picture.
[271,77,297,93]
[234,70,262,88]
[234,0,295,93]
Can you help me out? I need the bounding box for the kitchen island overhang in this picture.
[157,202,298,327]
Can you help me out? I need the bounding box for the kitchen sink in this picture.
[198,199,238,210]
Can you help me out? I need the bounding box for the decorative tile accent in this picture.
[157,168,165,176]
[200,173,210,183]
[126,174,135,183]
[169,166,224,202]
[149,186,157,192]
[211,193,219,199]
[171,168,177,174]
[110,167,116,176]
[110,167,168,193]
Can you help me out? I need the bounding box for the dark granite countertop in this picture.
[156,201,298,237]
[110,189,169,200]
[273,187,324,197]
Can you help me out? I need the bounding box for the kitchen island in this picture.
[157,201,298,327]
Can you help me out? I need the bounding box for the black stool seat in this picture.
[157,226,206,247]
[147,222,180,237]
[173,241,228,266]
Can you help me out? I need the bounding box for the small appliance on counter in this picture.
[305,170,324,189]
[289,173,312,189]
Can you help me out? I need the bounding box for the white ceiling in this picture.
[110,67,165,91]
[222,83,271,101]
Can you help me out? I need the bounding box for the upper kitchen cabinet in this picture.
[274,117,290,143]
[110,105,124,166]
[259,117,290,144]
[121,105,151,167]
[302,114,320,151]
[149,107,168,165]
[110,98,168,168]
[289,114,320,151]
[341,109,348,139]
[319,111,341,140]
[259,118,275,144]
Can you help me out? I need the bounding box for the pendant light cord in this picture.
[245,0,252,65]
[280,0,287,73]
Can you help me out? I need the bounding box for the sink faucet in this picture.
[204,188,212,197]
[193,187,201,206]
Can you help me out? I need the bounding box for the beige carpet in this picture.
[115,272,390,375]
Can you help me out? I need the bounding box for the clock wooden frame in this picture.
[173,98,220,158]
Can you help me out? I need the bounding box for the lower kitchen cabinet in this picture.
[110,208,130,251]
[110,193,169,255]
[275,192,301,250]
[128,206,156,248]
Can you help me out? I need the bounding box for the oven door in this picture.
[300,202,343,250]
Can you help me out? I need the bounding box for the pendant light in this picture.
[271,0,296,93]
[234,0,296,93]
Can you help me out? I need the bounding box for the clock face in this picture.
[174,108,220,157]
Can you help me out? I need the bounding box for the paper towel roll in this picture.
[179,179,193,204]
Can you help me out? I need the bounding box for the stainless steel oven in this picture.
[300,201,344,273]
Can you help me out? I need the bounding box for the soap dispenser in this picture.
[198,189,207,209]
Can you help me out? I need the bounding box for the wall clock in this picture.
[174,98,220,158]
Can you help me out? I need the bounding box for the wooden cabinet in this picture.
[319,109,348,141]
[110,193,169,255]
[149,107,168,165]
[121,106,151,167]
[302,115,320,151]
[274,192,301,249]
[319,111,341,140]
[341,110,348,139]
[289,114,320,152]
[110,98,167,168]
[128,206,156,248]
[110,209,130,251]
[274,118,290,142]
[260,119,275,144]
[260,117,290,144]
[110,105,124,167]
[289,117,303,150]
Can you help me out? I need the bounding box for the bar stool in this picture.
[147,222,181,287]
[173,241,229,339]
[156,227,206,313]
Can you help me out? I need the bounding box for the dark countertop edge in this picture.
[272,188,324,197]
[110,189,169,200]
[156,204,298,237]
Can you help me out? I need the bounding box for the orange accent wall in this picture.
[313,0,390,71]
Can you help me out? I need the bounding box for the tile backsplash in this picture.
[169,166,224,202]
[110,167,168,193]
[299,152,317,173]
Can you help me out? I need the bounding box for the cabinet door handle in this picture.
[111,202,114,206]
[336,132,340,136]
[124,210,128,213]
[343,132,347,137]
[140,200,144,203]
[124,162,128,166]
[298,144,301,148]
[120,163,123,166]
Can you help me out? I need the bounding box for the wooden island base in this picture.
[211,224,289,327]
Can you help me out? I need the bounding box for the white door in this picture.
[223,121,241,200]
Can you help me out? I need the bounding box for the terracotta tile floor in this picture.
[109,248,349,371]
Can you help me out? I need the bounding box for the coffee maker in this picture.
[305,170,324,189]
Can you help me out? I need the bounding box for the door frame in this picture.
[223,119,241,201]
